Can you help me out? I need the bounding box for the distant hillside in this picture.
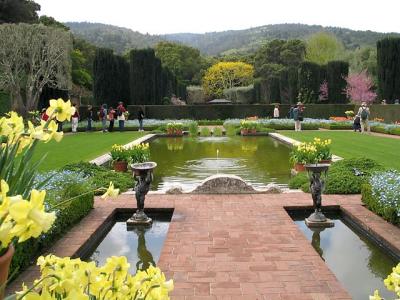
[164,24,400,55]
[66,22,399,56]
[66,22,164,54]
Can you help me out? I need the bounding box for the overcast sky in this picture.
[36,0,400,34]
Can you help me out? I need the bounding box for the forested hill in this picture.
[66,22,164,54]
[66,22,399,56]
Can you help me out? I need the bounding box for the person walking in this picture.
[71,103,80,133]
[358,102,370,133]
[273,104,280,118]
[99,104,108,133]
[138,107,145,131]
[293,102,304,131]
[287,105,295,119]
[108,107,116,132]
[86,105,93,131]
[116,101,127,132]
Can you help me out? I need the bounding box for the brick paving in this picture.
[6,192,400,299]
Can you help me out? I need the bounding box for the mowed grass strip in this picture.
[33,131,146,171]
[280,130,400,170]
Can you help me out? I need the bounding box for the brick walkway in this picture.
[7,193,400,299]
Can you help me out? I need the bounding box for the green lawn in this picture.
[33,131,146,171]
[280,130,400,170]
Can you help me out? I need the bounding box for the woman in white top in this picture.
[273,104,280,118]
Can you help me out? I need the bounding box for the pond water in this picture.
[89,214,170,274]
[290,211,398,300]
[149,136,291,191]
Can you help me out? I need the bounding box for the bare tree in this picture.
[0,23,71,114]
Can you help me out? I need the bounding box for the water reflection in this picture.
[293,216,397,299]
[88,219,170,274]
[310,227,324,259]
[150,136,292,191]
[131,225,155,271]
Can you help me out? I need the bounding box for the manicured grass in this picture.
[280,130,400,170]
[33,131,146,171]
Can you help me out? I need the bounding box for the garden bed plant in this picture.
[289,158,384,194]
[362,170,400,225]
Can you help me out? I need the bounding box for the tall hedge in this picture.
[130,49,185,105]
[377,37,400,103]
[298,61,322,103]
[287,67,299,104]
[93,48,129,105]
[327,61,349,103]
[279,69,290,104]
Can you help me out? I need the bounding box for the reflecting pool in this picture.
[89,214,170,274]
[290,211,398,300]
[149,136,291,191]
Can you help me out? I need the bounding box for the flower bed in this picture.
[362,170,400,225]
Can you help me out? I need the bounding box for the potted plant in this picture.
[110,144,130,172]
[240,120,257,135]
[344,110,355,119]
[166,122,184,136]
[313,138,332,163]
[129,143,150,166]
[290,142,319,172]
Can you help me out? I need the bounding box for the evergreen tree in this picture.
[327,61,349,103]
[377,37,400,103]
[297,61,322,103]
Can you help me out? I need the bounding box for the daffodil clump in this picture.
[312,138,332,161]
[16,254,174,300]
[370,262,400,300]
[0,180,55,251]
[111,143,150,164]
[0,99,74,252]
[290,142,319,165]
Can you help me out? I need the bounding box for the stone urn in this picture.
[304,163,334,228]
[127,162,157,226]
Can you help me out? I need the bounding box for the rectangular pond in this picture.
[288,209,399,300]
[83,210,172,274]
[149,136,291,191]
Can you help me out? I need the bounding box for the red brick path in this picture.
[7,193,400,299]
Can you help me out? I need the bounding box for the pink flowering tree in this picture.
[344,70,377,104]
[319,80,328,102]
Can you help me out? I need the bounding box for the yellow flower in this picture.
[9,190,56,242]
[46,98,73,122]
[101,182,120,199]
[369,290,382,300]
[46,120,63,142]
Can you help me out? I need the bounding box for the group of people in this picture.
[271,102,305,131]
[41,102,146,133]
[93,102,128,133]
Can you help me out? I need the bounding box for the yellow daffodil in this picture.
[369,290,382,300]
[9,190,56,242]
[46,98,73,122]
[46,120,63,142]
[101,182,120,199]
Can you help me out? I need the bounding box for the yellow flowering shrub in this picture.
[15,254,173,300]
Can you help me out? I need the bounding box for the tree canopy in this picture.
[155,41,203,85]
[0,23,72,114]
[305,32,345,65]
[202,62,254,98]
[0,0,40,24]
[254,39,306,78]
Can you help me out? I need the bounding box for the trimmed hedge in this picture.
[362,183,399,225]
[327,61,349,104]
[10,184,94,277]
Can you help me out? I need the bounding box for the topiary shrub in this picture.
[324,158,384,194]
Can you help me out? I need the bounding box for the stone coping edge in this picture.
[269,132,343,162]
